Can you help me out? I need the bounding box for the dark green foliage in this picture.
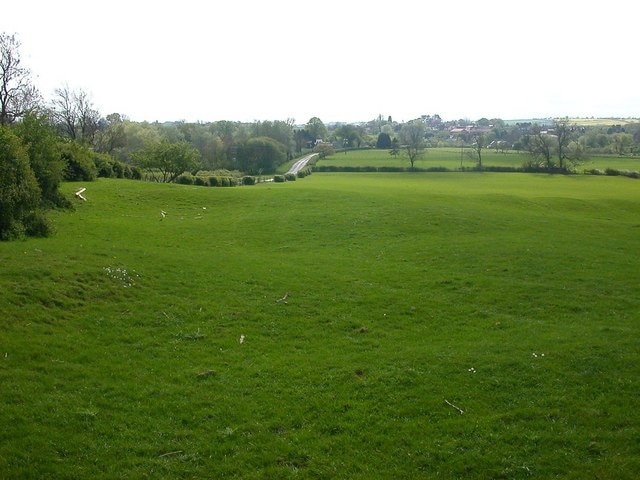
[236,136,287,174]
[60,141,97,181]
[296,167,312,178]
[23,210,54,237]
[12,114,68,208]
[208,176,220,187]
[129,165,142,180]
[220,176,230,187]
[177,174,194,185]
[285,173,296,181]
[193,176,207,186]
[273,175,286,182]
[376,132,392,149]
[242,176,256,185]
[133,139,200,183]
[0,127,42,240]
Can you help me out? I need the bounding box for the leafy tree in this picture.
[611,133,633,156]
[0,126,42,239]
[13,113,68,208]
[133,139,200,183]
[399,120,426,169]
[306,117,327,141]
[524,127,555,170]
[251,120,294,157]
[334,124,363,149]
[0,33,41,125]
[376,132,392,149]
[60,141,97,181]
[313,142,334,159]
[553,119,586,170]
[94,113,127,154]
[389,137,400,158]
[236,136,287,174]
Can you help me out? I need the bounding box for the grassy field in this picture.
[1,172,639,478]
[318,148,640,172]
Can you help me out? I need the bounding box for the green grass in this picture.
[1,173,639,478]
[319,148,640,172]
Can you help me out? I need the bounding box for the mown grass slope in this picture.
[1,173,639,479]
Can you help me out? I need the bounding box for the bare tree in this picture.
[525,126,555,170]
[50,85,100,142]
[469,132,486,169]
[0,33,41,125]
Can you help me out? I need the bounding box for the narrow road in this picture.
[286,153,319,175]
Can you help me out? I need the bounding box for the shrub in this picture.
[60,142,97,181]
[285,173,296,181]
[297,167,311,178]
[273,175,286,183]
[208,176,220,187]
[130,166,143,180]
[194,177,207,186]
[177,174,194,185]
[24,211,54,238]
[242,176,256,185]
[112,161,125,178]
[220,177,230,187]
[0,127,42,240]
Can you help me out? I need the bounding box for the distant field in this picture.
[1,174,639,478]
[318,148,640,172]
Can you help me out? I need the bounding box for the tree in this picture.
[612,133,633,156]
[50,85,100,142]
[399,120,426,169]
[0,33,41,125]
[94,113,126,154]
[133,139,200,183]
[236,136,287,174]
[0,126,42,239]
[376,132,392,149]
[553,119,586,170]
[524,127,555,170]
[306,117,327,141]
[469,132,486,169]
[13,113,68,208]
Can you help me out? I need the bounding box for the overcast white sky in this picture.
[3,0,638,124]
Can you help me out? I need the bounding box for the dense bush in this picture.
[24,210,55,238]
[177,175,194,185]
[193,176,207,186]
[285,173,296,181]
[208,176,220,187]
[273,175,286,183]
[60,142,97,181]
[0,128,42,240]
[297,167,312,178]
[242,176,256,185]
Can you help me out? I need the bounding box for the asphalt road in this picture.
[286,153,318,175]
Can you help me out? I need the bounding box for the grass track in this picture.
[1,173,639,478]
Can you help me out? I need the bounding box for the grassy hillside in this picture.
[318,148,640,172]
[1,174,639,478]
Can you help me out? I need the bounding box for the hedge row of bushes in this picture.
[585,168,640,179]
[175,167,315,187]
[95,156,142,180]
[313,165,581,174]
